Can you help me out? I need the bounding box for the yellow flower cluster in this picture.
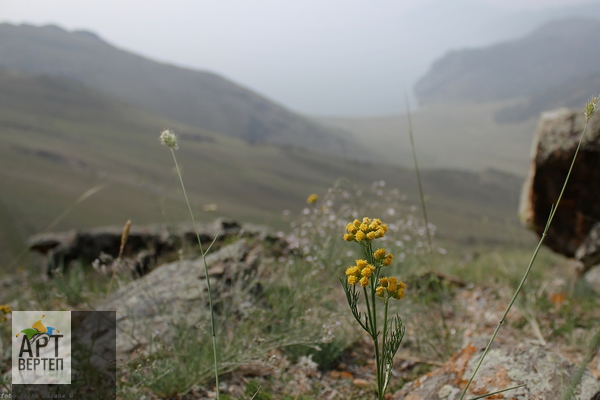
[346,259,375,287]
[373,247,394,266]
[0,304,12,323]
[376,277,406,300]
[343,217,388,242]
[306,193,319,204]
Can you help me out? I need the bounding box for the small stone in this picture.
[353,378,370,387]
[330,370,353,379]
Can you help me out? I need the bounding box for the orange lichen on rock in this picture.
[447,342,479,388]
[470,365,512,398]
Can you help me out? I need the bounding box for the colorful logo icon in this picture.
[16,314,60,343]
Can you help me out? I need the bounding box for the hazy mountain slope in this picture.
[495,72,600,123]
[319,101,537,176]
[0,69,530,267]
[322,17,600,175]
[0,23,359,157]
[415,18,600,107]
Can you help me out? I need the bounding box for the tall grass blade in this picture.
[405,94,433,257]
[467,383,527,400]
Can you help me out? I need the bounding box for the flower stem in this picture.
[381,299,390,398]
[170,148,220,399]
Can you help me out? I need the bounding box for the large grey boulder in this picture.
[95,226,285,356]
[519,108,600,275]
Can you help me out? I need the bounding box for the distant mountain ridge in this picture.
[415,17,600,121]
[0,23,359,156]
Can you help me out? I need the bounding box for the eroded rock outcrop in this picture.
[394,339,599,399]
[519,108,600,274]
[27,220,243,275]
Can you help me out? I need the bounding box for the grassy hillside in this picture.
[0,69,535,269]
[0,23,363,158]
[319,101,538,176]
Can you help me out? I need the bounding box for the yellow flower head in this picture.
[348,275,359,285]
[346,223,358,234]
[306,193,319,204]
[374,248,387,261]
[355,231,366,242]
[343,233,354,241]
[361,265,375,277]
[383,254,394,266]
[392,281,407,300]
[346,266,360,276]
[356,259,368,269]
[0,304,10,323]
[359,276,370,287]
[376,278,406,300]
[343,217,388,242]
[388,277,398,292]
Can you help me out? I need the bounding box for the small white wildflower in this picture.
[159,129,178,149]
[297,355,318,373]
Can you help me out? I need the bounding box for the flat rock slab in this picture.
[394,339,599,399]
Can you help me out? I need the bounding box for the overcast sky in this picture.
[3,0,598,116]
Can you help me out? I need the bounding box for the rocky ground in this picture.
[2,219,600,399]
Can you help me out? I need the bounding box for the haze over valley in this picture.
[2,3,600,266]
